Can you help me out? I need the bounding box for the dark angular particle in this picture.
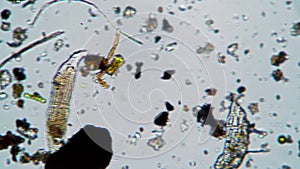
[45,125,113,169]
[16,118,30,131]
[154,111,169,127]
[154,36,161,43]
[165,101,174,111]
[161,71,171,80]
[1,9,11,20]
[271,51,288,66]
[134,71,141,79]
[162,18,173,33]
[195,104,211,125]
[12,67,26,81]
[0,131,25,151]
[271,69,284,81]
[237,86,246,94]
[161,70,175,80]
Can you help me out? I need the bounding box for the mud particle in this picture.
[237,86,246,94]
[271,51,288,66]
[45,125,113,169]
[161,70,175,80]
[12,67,26,81]
[154,111,169,127]
[1,9,11,20]
[271,69,284,81]
[165,101,174,111]
[205,88,217,96]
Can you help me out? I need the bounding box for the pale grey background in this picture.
[0,0,299,168]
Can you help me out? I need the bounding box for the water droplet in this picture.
[151,53,159,61]
[0,92,8,100]
[3,104,10,110]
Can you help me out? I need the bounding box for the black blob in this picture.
[154,111,169,127]
[154,36,161,43]
[161,72,171,80]
[165,101,174,111]
[16,118,30,130]
[134,71,141,79]
[196,104,211,125]
[237,86,246,94]
[45,125,113,169]
[12,67,26,81]
[1,9,11,20]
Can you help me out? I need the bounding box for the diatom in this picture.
[24,92,46,104]
[214,93,269,169]
[46,50,88,152]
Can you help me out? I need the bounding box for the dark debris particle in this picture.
[271,51,288,66]
[275,94,281,100]
[195,104,211,126]
[282,164,292,169]
[154,111,169,127]
[1,9,11,20]
[0,131,25,151]
[30,149,50,165]
[45,125,113,169]
[12,83,24,99]
[134,62,143,79]
[161,69,175,80]
[211,120,226,138]
[154,36,161,43]
[205,88,217,96]
[237,86,246,94]
[244,49,250,55]
[12,67,26,81]
[19,152,31,163]
[271,69,284,81]
[134,71,141,79]
[16,118,30,130]
[10,145,21,162]
[165,101,174,111]
[139,127,144,132]
[16,118,38,140]
[112,6,121,14]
